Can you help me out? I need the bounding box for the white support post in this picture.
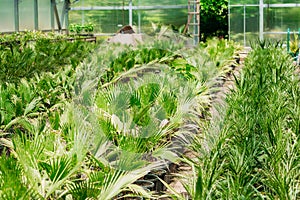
[259,0,264,40]
[138,0,141,33]
[129,0,133,26]
[138,11,141,33]
[243,5,246,46]
[34,0,39,30]
[81,0,85,25]
[228,0,231,41]
[14,0,19,31]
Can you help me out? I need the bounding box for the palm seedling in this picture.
[0,152,40,199]
[0,65,76,136]
[59,103,163,200]
[95,72,198,162]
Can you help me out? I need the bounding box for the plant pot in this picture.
[134,180,155,190]
[115,191,144,200]
[150,169,167,192]
[143,174,158,191]
[150,168,167,178]
[121,196,143,200]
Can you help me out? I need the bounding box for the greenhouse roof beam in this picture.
[266,3,300,8]
[264,31,300,35]
[70,5,187,11]
[229,3,300,8]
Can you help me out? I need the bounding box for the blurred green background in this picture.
[69,0,188,34]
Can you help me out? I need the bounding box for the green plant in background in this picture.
[69,23,95,34]
[249,38,283,50]
[289,31,299,57]
[99,47,172,85]
[84,23,95,33]
[99,38,238,87]
[0,31,95,83]
[200,0,228,40]
[69,23,84,34]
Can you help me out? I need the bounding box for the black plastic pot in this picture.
[116,191,144,200]
[134,180,155,191]
[150,168,167,178]
[143,174,158,191]
[122,196,143,200]
[149,168,167,192]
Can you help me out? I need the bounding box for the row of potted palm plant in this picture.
[0,31,95,83]
[171,41,300,199]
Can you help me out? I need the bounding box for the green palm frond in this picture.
[98,163,160,200]
[67,180,100,200]
[0,153,40,200]
[40,155,77,183]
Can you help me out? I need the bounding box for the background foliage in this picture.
[200,0,228,40]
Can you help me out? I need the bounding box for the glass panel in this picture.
[72,0,187,7]
[137,0,186,6]
[140,9,187,34]
[38,0,51,30]
[265,7,300,32]
[19,0,35,31]
[54,0,66,29]
[268,0,300,3]
[229,0,300,4]
[69,10,124,33]
[229,5,259,46]
[0,0,15,32]
[264,33,287,41]
[245,6,259,46]
[69,0,187,34]
[229,1,300,45]
[229,6,244,44]
[230,0,259,5]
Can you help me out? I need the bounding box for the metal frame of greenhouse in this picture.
[229,0,300,46]
[0,0,70,33]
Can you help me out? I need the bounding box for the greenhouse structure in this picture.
[0,0,200,42]
[0,0,190,34]
[229,0,300,46]
[2,0,300,46]
[0,0,300,199]
[0,0,70,32]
